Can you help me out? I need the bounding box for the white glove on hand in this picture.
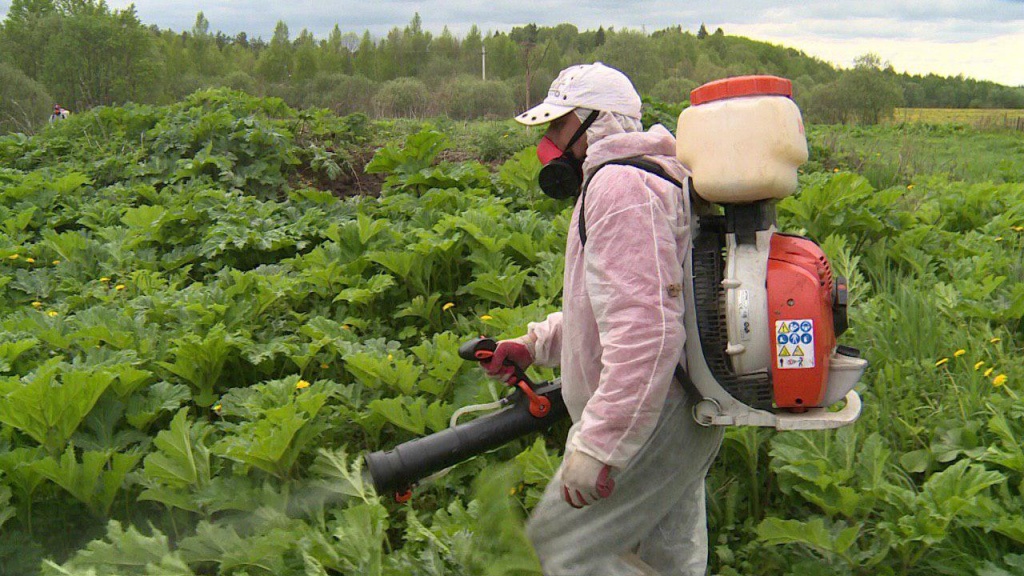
[561,450,615,509]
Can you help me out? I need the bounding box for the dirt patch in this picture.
[292,147,385,198]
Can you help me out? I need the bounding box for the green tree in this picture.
[461,25,483,77]
[188,12,225,77]
[321,25,354,75]
[840,53,904,123]
[592,30,663,93]
[41,1,159,107]
[0,0,59,80]
[353,31,378,79]
[256,20,293,83]
[0,61,54,132]
[293,28,319,82]
[402,13,431,77]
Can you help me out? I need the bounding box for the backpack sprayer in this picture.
[365,75,867,498]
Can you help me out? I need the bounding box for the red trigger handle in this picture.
[458,336,549,417]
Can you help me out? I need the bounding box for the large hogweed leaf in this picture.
[211,377,332,478]
[125,381,191,430]
[0,338,37,373]
[459,265,529,308]
[0,482,14,530]
[410,332,465,397]
[368,396,451,435]
[177,515,300,575]
[334,273,396,306]
[33,446,142,516]
[757,517,863,567]
[140,409,211,499]
[344,346,423,395]
[42,520,194,576]
[158,323,240,407]
[0,362,116,454]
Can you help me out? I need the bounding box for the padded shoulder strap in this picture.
[578,157,684,248]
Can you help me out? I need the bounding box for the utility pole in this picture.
[482,45,487,81]
[519,40,549,111]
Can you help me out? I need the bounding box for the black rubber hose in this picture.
[365,381,567,495]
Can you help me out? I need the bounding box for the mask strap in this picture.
[563,110,599,152]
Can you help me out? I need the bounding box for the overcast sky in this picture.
[2,1,1023,86]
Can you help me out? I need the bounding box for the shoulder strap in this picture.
[575,158,701,400]
[578,157,684,248]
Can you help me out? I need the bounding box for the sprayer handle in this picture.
[458,337,530,383]
[458,336,497,361]
[458,337,546,415]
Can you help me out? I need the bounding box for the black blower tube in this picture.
[365,381,568,495]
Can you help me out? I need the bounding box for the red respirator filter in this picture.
[537,136,564,164]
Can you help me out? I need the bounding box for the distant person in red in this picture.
[49,104,70,123]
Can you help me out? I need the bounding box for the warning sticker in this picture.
[776,319,815,369]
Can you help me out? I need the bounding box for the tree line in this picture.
[2,1,1023,134]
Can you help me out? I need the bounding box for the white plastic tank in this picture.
[677,76,808,204]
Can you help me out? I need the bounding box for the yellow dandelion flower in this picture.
[47,310,58,317]
[387,354,394,361]
[213,404,222,412]
[115,284,126,291]
[295,379,311,390]
[442,302,455,311]
[52,260,61,265]
[833,168,840,173]
[100,277,110,282]
[974,361,985,370]
[8,254,19,260]
[1014,226,1024,232]
[907,184,915,190]
[995,237,1004,242]
[990,337,1001,344]
[954,349,966,357]
[480,315,493,321]
[31,301,42,308]
[984,367,995,377]
[25,257,35,263]
[320,363,329,369]
[935,358,949,367]
[992,374,1008,387]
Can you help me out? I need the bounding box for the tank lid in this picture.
[690,75,793,106]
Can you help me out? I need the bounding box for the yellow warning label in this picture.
[779,346,791,357]
[793,346,805,357]
[778,323,790,334]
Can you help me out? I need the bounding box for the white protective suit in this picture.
[523,111,724,575]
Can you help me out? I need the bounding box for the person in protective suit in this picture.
[481,63,724,575]
[49,104,70,123]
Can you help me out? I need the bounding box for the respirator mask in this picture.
[537,110,599,200]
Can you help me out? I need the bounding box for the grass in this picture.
[891,108,1024,130]
[806,123,1024,188]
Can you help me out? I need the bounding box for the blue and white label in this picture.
[776,319,815,369]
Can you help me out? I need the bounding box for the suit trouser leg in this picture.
[526,393,724,576]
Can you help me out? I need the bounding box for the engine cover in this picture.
[767,234,837,408]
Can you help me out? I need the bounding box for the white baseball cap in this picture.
[514,62,642,126]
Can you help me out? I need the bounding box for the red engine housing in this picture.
[766,234,837,408]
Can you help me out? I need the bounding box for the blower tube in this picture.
[365,380,568,495]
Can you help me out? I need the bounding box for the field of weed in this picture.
[0,90,1022,575]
